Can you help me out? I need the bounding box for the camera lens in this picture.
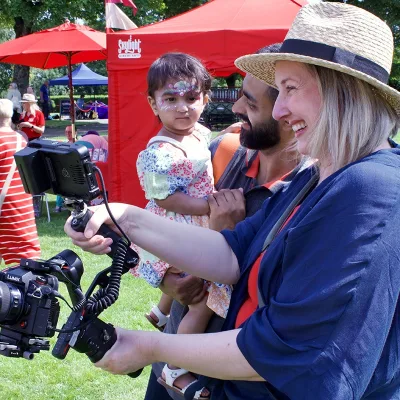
[0,281,24,323]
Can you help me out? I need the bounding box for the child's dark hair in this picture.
[147,53,212,98]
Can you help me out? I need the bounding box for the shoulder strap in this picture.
[212,133,241,184]
[257,173,318,308]
[0,134,23,217]
[147,136,188,157]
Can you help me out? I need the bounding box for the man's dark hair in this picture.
[255,42,282,102]
[147,52,212,98]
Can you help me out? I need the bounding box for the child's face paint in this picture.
[148,79,208,135]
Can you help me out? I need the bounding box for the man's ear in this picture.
[147,96,158,116]
[203,94,210,105]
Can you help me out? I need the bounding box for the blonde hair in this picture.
[0,99,14,119]
[307,66,399,173]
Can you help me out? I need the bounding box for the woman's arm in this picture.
[155,191,209,215]
[65,203,240,285]
[18,122,45,135]
[96,328,263,381]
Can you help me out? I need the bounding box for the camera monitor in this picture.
[14,139,100,203]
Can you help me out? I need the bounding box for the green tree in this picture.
[163,0,208,19]
[0,28,14,94]
[0,0,168,92]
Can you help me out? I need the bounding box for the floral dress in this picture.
[133,125,231,318]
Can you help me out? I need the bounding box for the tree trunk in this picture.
[12,17,32,95]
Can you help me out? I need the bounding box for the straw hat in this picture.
[20,93,37,103]
[235,2,400,116]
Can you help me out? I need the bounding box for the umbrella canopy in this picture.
[49,63,108,86]
[0,21,106,68]
[0,21,107,138]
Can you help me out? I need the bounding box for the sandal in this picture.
[145,305,169,332]
[157,364,210,400]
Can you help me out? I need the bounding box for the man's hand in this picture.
[220,122,242,134]
[159,268,207,306]
[208,189,246,231]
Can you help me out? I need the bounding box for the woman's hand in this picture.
[64,203,132,255]
[95,328,157,375]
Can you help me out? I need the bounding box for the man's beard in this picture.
[237,113,280,150]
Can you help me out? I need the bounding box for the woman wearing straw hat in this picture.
[65,3,400,399]
[18,93,45,141]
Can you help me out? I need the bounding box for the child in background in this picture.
[133,52,231,398]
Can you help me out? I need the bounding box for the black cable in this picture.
[93,166,131,244]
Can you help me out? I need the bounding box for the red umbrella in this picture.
[0,20,107,139]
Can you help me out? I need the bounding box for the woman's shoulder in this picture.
[334,149,400,192]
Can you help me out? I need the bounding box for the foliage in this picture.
[0,28,14,93]
[0,0,211,94]
[163,0,208,19]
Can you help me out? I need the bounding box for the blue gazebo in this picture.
[49,63,108,86]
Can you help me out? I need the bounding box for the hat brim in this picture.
[20,100,37,103]
[235,53,400,116]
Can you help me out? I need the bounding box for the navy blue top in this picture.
[40,84,49,101]
[218,149,400,399]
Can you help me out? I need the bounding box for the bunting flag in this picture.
[106,2,138,30]
[106,0,138,15]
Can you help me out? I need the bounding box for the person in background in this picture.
[6,82,22,114]
[26,86,34,95]
[39,79,50,120]
[0,99,41,265]
[76,94,87,119]
[75,130,108,162]
[65,3,400,399]
[17,94,45,141]
[55,125,76,212]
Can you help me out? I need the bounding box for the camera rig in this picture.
[0,139,142,378]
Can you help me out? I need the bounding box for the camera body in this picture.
[0,261,59,339]
[0,250,84,359]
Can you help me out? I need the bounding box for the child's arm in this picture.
[155,192,209,216]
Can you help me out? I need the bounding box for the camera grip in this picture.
[77,317,143,379]
[71,209,138,267]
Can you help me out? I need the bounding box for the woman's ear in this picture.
[147,96,158,116]
[203,94,210,105]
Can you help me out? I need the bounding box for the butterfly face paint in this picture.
[150,79,208,136]
[155,80,204,112]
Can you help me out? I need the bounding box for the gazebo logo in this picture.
[118,36,142,59]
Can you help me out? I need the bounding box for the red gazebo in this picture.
[106,0,307,207]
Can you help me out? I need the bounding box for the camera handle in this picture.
[53,201,143,378]
[69,201,139,271]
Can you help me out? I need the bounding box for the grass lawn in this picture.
[0,195,159,400]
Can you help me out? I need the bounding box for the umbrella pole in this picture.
[67,53,76,142]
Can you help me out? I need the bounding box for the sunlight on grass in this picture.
[0,195,159,400]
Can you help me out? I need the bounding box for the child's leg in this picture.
[145,293,173,331]
[178,297,214,334]
[158,293,173,316]
[160,297,213,398]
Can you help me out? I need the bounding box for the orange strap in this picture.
[212,133,241,184]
